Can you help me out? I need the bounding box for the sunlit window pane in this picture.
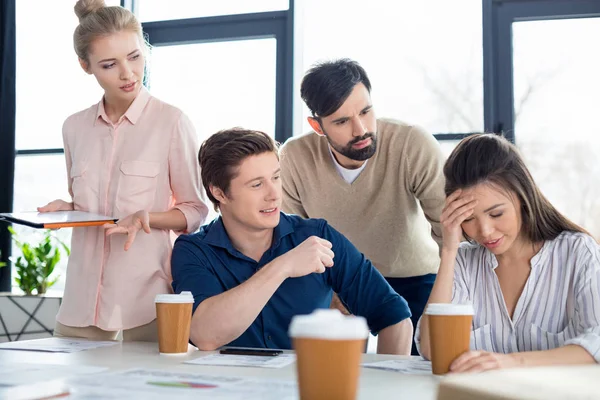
[148,39,277,140]
[15,0,120,150]
[298,0,483,135]
[513,18,600,238]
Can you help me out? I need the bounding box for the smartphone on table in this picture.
[219,347,283,357]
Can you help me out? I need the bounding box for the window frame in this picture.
[3,0,600,291]
[141,4,294,144]
[485,0,600,142]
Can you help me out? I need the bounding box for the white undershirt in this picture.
[327,145,368,184]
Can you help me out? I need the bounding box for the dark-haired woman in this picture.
[416,133,600,372]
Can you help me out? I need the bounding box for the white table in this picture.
[0,341,440,399]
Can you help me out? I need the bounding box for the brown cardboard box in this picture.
[437,365,600,400]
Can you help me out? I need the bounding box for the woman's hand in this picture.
[450,350,519,373]
[104,210,151,251]
[440,189,477,252]
[37,199,74,213]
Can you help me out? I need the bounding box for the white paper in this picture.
[0,338,119,353]
[0,363,107,386]
[362,359,432,374]
[185,353,296,369]
[0,380,72,400]
[67,368,298,400]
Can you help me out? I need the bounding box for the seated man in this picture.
[171,128,413,354]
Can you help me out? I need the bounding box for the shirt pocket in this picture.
[530,324,567,351]
[70,162,98,211]
[116,160,160,215]
[470,324,494,352]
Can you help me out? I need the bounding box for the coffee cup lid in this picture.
[288,309,369,340]
[425,303,474,316]
[155,291,194,304]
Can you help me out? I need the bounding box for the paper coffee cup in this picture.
[155,291,194,355]
[289,309,368,400]
[425,303,474,375]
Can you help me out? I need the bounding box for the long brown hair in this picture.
[444,134,586,242]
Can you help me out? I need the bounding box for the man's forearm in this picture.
[190,261,288,350]
[377,318,413,355]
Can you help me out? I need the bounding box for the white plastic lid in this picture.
[288,309,369,340]
[155,291,194,304]
[425,303,474,316]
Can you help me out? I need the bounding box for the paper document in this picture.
[185,353,296,369]
[362,359,432,374]
[0,338,119,353]
[0,380,71,400]
[67,368,298,400]
[0,363,107,386]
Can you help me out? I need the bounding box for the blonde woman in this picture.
[38,0,208,341]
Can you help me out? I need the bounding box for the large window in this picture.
[142,6,293,143]
[489,0,600,239]
[297,0,484,136]
[513,18,600,237]
[148,38,278,222]
[11,0,120,293]
[149,39,277,140]
[15,1,118,150]
[6,0,600,293]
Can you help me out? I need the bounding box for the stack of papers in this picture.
[185,353,296,369]
[362,359,432,374]
[0,380,72,400]
[0,338,120,353]
[67,368,298,399]
[0,363,107,387]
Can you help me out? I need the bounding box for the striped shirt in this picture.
[415,231,600,362]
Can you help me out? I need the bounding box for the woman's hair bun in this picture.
[74,0,107,22]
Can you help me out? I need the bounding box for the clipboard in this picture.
[0,211,118,229]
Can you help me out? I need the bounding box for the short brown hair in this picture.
[199,128,279,211]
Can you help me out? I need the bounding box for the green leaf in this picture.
[44,250,61,277]
[51,233,71,257]
[46,275,59,290]
[6,227,71,295]
[8,226,25,249]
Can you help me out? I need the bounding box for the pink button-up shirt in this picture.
[56,88,208,330]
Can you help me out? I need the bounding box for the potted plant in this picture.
[0,227,70,342]
[7,226,70,295]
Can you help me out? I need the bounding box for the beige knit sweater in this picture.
[280,118,445,278]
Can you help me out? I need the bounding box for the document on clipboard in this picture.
[0,211,118,229]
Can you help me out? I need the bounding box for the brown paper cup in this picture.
[293,337,365,400]
[155,292,194,355]
[289,310,368,400]
[425,303,473,375]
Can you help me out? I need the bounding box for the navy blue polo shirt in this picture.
[171,213,411,349]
